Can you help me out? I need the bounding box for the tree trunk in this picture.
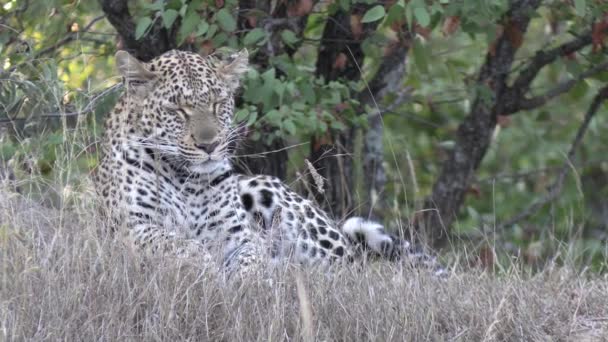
[311,6,374,217]
[358,40,410,219]
[416,0,542,248]
[98,0,176,61]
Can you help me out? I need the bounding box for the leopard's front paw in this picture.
[175,239,214,264]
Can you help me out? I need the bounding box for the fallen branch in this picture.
[498,85,608,229]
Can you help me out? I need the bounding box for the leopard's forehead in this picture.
[149,50,217,75]
[146,50,229,103]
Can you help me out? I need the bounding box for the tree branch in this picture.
[498,85,608,229]
[514,61,608,112]
[477,158,608,183]
[513,31,593,90]
[500,28,605,114]
[35,15,106,58]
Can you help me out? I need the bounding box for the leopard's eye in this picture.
[212,102,221,114]
[176,108,188,119]
[165,105,188,120]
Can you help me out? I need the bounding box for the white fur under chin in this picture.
[188,160,228,175]
[341,217,409,253]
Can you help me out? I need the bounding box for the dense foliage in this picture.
[1,0,607,270]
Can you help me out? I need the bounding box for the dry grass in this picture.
[1,185,608,341]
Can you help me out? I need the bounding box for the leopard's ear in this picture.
[115,51,155,86]
[217,49,249,91]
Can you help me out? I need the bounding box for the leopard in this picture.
[94,48,445,276]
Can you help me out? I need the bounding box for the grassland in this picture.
[1,183,607,341]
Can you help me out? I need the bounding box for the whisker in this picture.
[233,142,310,158]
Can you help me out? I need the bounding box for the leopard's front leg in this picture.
[125,214,214,263]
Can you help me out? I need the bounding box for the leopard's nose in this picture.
[194,140,220,153]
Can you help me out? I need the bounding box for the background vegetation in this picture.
[1,0,608,271]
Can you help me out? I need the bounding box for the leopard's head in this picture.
[115,49,248,174]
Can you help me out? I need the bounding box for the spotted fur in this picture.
[94,49,445,276]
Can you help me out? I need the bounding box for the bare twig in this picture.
[498,85,608,229]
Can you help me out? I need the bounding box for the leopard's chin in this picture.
[188,159,229,175]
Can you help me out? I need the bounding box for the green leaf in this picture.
[275,83,286,104]
[413,6,430,27]
[178,11,201,44]
[569,80,589,101]
[280,30,299,46]
[265,109,281,123]
[339,0,351,11]
[405,4,413,29]
[235,108,249,122]
[135,17,153,40]
[362,5,385,23]
[195,21,209,36]
[300,83,316,104]
[283,120,296,135]
[574,0,586,16]
[179,4,188,17]
[216,8,237,32]
[411,38,429,74]
[162,9,179,29]
[330,121,346,130]
[261,67,276,83]
[386,2,406,26]
[318,120,328,133]
[206,24,218,38]
[246,111,258,126]
[212,32,228,46]
[244,28,266,45]
[143,0,164,11]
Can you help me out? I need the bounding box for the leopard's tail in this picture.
[341,217,448,277]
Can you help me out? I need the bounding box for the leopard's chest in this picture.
[178,177,247,240]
